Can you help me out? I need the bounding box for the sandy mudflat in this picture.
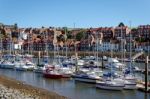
[0,75,67,99]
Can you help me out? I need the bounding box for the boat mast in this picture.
[27,33,29,55]
[65,27,67,59]
[45,29,49,63]
[110,39,113,58]
[110,38,113,80]
[53,29,57,64]
[74,23,78,73]
[129,21,132,74]
[121,26,122,62]
[96,32,99,66]
[0,31,2,59]
[30,29,33,58]
[9,32,12,55]
[121,25,123,70]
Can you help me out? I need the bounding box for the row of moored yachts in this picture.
[0,54,141,91]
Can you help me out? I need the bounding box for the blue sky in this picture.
[0,0,150,28]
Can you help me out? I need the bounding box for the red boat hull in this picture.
[43,73,63,79]
[62,74,71,78]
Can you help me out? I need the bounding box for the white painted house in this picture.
[95,41,119,51]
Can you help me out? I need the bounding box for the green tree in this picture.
[62,27,68,40]
[118,22,125,27]
[135,37,145,42]
[57,34,65,42]
[67,31,72,39]
[76,31,84,41]
[14,23,18,30]
[0,33,4,39]
[0,28,6,36]
[62,27,68,32]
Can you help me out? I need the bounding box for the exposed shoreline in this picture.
[0,75,67,99]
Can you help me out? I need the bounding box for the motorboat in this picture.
[0,60,15,69]
[96,78,125,91]
[72,70,102,84]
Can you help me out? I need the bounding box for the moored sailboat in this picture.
[72,69,102,83]
[96,78,125,91]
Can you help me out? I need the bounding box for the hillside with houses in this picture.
[0,22,150,53]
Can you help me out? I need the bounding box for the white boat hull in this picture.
[124,75,137,89]
[15,67,27,71]
[96,82,124,91]
[124,84,137,90]
[74,77,99,83]
[0,64,14,69]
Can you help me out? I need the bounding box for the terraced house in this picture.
[0,23,150,53]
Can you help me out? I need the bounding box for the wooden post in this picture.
[145,56,148,92]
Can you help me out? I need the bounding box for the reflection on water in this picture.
[0,69,149,99]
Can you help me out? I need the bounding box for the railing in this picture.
[131,51,144,60]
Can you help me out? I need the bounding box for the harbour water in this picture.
[0,67,149,99]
